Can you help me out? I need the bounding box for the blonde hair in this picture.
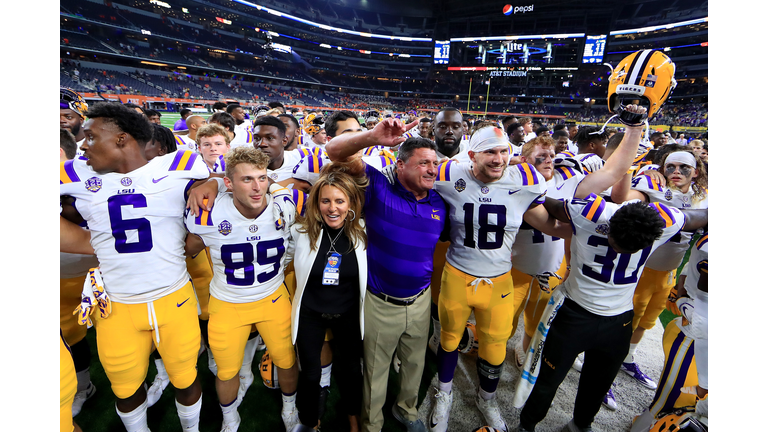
[196,123,231,147]
[521,136,555,159]
[224,147,270,179]
[296,163,368,252]
[689,139,704,148]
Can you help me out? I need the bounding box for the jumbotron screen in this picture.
[449,35,584,67]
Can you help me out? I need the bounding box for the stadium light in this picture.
[232,0,432,42]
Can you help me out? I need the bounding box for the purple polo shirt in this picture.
[364,163,447,298]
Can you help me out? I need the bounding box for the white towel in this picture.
[513,288,566,408]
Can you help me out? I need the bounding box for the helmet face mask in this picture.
[607,50,677,126]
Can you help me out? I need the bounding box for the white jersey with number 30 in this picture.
[562,195,685,316]
[434,161,547,277]
[59,150,210,303]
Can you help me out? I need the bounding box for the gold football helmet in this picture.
[607,50,677,125]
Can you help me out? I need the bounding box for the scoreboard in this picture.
[434,40,450,64]
[582,35,607,64]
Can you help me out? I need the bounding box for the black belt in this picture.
[369,287,427,306]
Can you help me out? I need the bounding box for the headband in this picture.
[665,151,696,168]
[468,126,508,153]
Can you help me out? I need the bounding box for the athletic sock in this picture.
[76,368,92,392]
[116,399,151,432]
[220,398,239,424]
[281,390,297,413]
[624,343,639,363]
[176,394,202,432]
[436,345,459,384]
[320,363,332,388]
[155,358,169,381]
[478,388,495,401]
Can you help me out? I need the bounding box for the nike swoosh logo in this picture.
[177,298,190,307]
[153,175,169,183]
[623,321,631,326]
[272,295,282,303]
[432,209,440,213]
[509,190,520,195]
[501,292,511,298]
[556,184,566,190]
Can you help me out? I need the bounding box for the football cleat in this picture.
[621,362,658,390]
[281,407,300,432]
[71,382,96,416]
[565,419,595,432]
[475,394,508,432]
[220,410,241,432]
[602,387,617,411]
[237,369,255,403]
[428,388,452,432]
[607,50,677,125]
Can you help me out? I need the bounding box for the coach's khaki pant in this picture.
[361,288,431,432]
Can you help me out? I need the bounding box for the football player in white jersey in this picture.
[185,147,302,432]
[60,128,100,418]
[515,115,708,431]
[211,112,253,150]
[428,126,574,432]
[196,124,231,174]
[227,104,253,136]
[60,102,210,432]
[175,115,205,152]
[608,149,708,395]
[629,233,708,432]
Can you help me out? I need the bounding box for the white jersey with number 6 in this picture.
[59,150,210,303]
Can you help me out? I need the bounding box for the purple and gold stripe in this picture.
[246,130,254,144]
[555,166,577,180]
[60,160,81,184]
[195,199,214,226]
[437,160,452,182]
[292,189,307,216]
[581,195,606,222]
[517,163,539,186]
[364,146,377,156]
[169,150,199,171]
[696,234,708,249]
[174,135,186,148]
[380,155,395,167]
[649,202,676,228]
[560,150,576,157]
[307,154,324,173]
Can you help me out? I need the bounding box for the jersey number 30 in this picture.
[583,236,651,284]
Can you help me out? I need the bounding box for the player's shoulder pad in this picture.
[512,162,545,187]
[168,149,203,172]
[554,165,580,180]
[647,202,683,228]
[573,193,607,223]
[60,159,84,184]
[174,135,186,148]
[436,159,455,182]
[631,173,664,192]
[301,152,328,174]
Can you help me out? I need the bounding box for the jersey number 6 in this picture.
[107,194,154,254]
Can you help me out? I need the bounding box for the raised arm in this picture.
[325,118,419,175]
[574,105,646,199]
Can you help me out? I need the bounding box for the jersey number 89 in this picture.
[221,239,286,286]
